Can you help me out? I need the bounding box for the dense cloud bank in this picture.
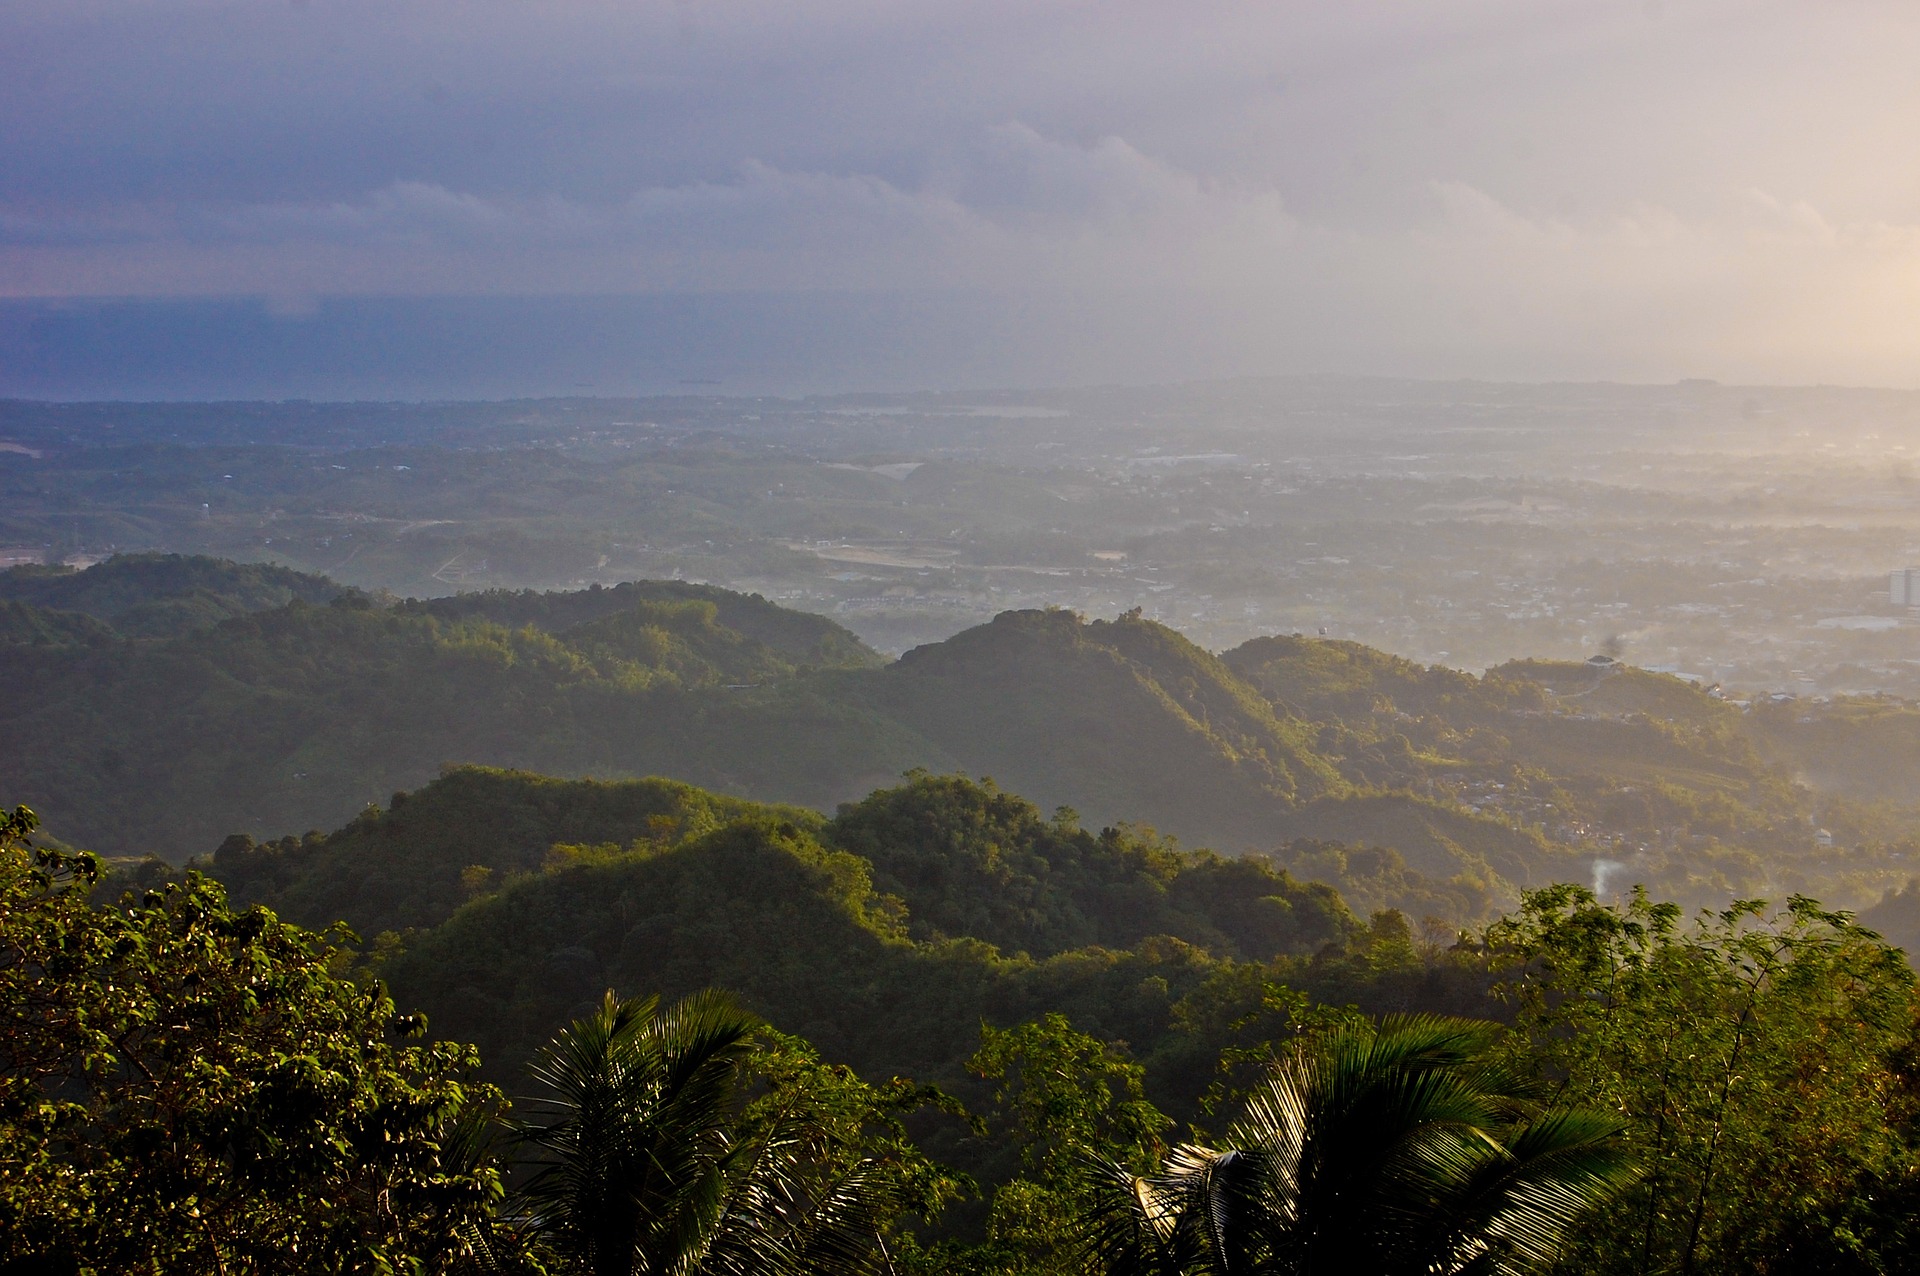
[6,0,1920,386]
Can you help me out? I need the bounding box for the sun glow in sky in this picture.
[6,0,1920,390]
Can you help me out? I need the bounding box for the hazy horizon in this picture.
[5,295,1919,404]
[9,1,1920,395]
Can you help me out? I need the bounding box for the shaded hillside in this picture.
[1282,793,1573,888]
[1744,696,1920,804]
[1,591,1372,876]
[213,766,820,936]
[1221,636,1886,910]
[403,579,881,669]
[804,771,1349,959]
[0,589,898,857]
[867,609,1343,848]
[220,768,1358,962]
[0,553,341,638]
[377,815,1236,1085]
[346,772,1386,1089]
[1861,879,1920,956]
[0,599,117,649]
[10,558,1905,916]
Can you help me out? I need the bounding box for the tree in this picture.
[0,803,518,1273]
[954,1014,1172,1276]
[1087,1015,1636,1276]
[1487,885,1920,1276]
[746,1028,974,1271]
[513,989,941,1276]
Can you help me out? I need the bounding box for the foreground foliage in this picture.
[10,770,1920,1276]
[951,1015,1173,1276]
[516,989,959,1276]
[1089,1016,1636,1276]
[1490,886,1920,1276]
[0,804,510,1274]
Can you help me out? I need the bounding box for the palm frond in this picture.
[1080,1016,1637,1276]
[1080,1154,1196,1276]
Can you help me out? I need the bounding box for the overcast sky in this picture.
[7,0,1920,391]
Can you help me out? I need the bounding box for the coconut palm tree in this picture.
[514,989,893,1276]
[1086,1015,1637,1276]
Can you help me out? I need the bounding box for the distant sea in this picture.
[0,292,1313,401]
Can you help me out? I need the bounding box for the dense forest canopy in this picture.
[8,555,1920,929]
[9,762,1920,1274]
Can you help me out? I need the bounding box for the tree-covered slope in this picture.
[389,828,1219,1088]
[828,771,1353,959]
[2,591,1365,872]
[1281,792,1572,887]
[352,772,1367,1086]
[863,609,1343,848]
[0,553,342,638]
[377,813,994,1080]
[12,558,1901,917]
[214,766,822,935]
[403,578,882,669]
[1222,635,1879,911]
[0,599,117,649]
[0,589,898,857]
[219,768,1359,961]
[1225,634,1531,725]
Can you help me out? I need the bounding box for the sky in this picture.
[6,0,1920,396]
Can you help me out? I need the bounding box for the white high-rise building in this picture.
[1891,568,1920,607]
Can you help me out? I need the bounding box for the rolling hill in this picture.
[0,552,342,637]
[9,555,1915,918]
[216,767,1373,1090]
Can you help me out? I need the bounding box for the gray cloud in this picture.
[6,0,1920,383]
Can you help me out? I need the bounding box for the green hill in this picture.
[864,609,1342,846]
[221,767,1357,963]
[1490,658,1733,724]
[377,814,1236,1086]
[213,766,820,936]
[0,553,342,638]
[1225,634,1532,725]
[0,592,1362,871]
[1219,637,1869,910]
[1281,792,1571,887]
[402,579,881,670]
[0,587,894,857]
[316,769,1369,1088]
[0,599,118,649]
[7,556,1907,918]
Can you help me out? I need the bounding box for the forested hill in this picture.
[0,566,1563,911]
[0,578,892,858]
[0,552,340,638]
[11,555,1920,919]
[214,766,1356,951]
[210,767,1371,1088]
[399,578,880,670]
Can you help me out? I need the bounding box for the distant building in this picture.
[1892,567,1920,606]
